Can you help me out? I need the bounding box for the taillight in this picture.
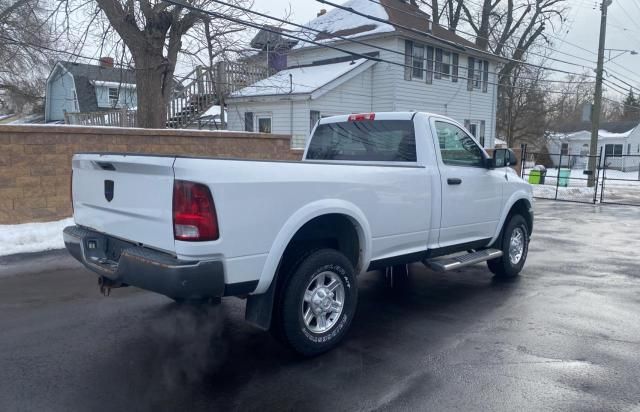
[172,180,219,241]
[348,113,375,122]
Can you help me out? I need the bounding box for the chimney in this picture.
[99,57,114,68]
[317,9,326,17]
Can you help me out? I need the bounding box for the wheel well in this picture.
[279,214,362,273]
[507,199,533,235]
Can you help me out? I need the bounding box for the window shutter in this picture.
[426,46,434,84]
[435,48,442,79]
[482,61,489,93]
[404,40,413,80]
[244,112,254,132]
[310,110,321,133]
[480,120,486,147]
[464,119,471,130]
[452,53,459,82]
[467,57,475,91]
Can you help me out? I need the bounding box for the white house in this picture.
[226,0,504,149]
[547,126,640,171]
[45,58,137,122]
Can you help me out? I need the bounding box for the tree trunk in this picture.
[133,53,171,129]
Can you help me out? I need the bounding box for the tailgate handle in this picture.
[96,162,116,171]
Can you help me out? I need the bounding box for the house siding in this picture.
[227,67,375,148]
[46,68,77,122]
[228,35,500,148]
[288,37,499,147]
[227,100,310,147]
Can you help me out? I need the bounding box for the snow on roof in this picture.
[548,128,635,140]
[199,105,226,119]
[230,58,370,97]
[293,0,394,49]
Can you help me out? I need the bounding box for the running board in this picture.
[424,248,503,272]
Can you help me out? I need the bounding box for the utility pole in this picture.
[588,0,611,187]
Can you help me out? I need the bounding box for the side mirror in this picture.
[492,148,518,168]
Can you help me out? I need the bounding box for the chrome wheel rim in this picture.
[301,271,345,334]
[509,227,525,265]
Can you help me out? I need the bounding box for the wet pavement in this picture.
[1,199,639,411]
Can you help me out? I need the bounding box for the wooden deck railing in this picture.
[64,62,270,128]
[64,108,137,127]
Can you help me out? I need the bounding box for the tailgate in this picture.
[72,154,176,253]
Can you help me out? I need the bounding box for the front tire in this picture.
[488,214,529,279]
[273,249,358,356]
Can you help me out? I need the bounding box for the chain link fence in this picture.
[600,155,640,206]
[521,148,601,204]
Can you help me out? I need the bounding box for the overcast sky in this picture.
[252,0,640,96]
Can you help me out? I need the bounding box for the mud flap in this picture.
[245,278,277,331]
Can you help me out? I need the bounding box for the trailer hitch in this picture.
[98,277,125,296]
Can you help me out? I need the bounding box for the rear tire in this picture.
[488,214,529,279]
[272,249,357,356]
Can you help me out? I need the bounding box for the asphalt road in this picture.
[1,200,640,411]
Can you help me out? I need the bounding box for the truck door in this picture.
[431,119,504,247]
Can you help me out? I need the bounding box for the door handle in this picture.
[447,178,462,185]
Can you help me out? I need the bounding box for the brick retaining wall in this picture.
[0,125,300,224]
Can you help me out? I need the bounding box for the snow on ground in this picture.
[0,218,73,257]
[532,184,595,200]
[8,114,45,124]
[527,167,640,186]
[232,59,369,97]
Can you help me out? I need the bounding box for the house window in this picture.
[628,143,631,155]
[108,87,119,106]
[435,49,453,79]
[474,60,483,89]
[604,144,623,157]
[467,58,489,92]
[256,114,272,133]
[464,119,486,147]
[412,44,425,80]
[310,110,321,133]
[561,143,569,155]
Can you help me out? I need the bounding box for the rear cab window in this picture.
[306,119,417,162]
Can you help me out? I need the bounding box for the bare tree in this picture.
[499,63,552,148]
[0,0,61,114]
[52,0,253,128]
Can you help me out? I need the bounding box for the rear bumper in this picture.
[63,225,225,299]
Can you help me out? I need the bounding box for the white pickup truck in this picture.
[64,112,533,356]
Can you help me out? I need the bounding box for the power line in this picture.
[198,0,600,82]
[367,0,598,66]
[365,0,640,91]
[161,0,636,98]
[316,0,601,79]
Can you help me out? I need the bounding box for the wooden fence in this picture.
[64,108,137,127]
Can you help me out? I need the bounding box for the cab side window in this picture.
[435,121,484,167]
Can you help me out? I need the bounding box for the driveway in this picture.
[1,200,639,411]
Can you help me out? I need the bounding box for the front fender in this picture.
[252,199,372,294]
[490,190,534,245]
